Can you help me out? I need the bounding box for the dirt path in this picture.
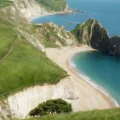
[0,36,20,66]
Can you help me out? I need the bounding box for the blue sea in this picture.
[32,0,120,37]
[32,0,120,106]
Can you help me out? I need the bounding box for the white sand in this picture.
[29,10,74,22]
[46,45,116,111]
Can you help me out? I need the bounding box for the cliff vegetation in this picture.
[30,99,72,116]
[0,18,68,98]
[72,19,120,55]
[35,0,68,11]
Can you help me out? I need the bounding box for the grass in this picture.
[0,21,67,97]
[0,0,12,8]
[0,39,67,97]
[20,23,67,48]
[0,23,17,59]
[35,0,67,11]
[71,19,94,44]
[16,108,120,120]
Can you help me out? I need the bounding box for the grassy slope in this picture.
[0,0,12,8]
[0,20,67,97]
[71,19,94,44]
[36,24,66,47]
[17,108,120,120]
[18,23,67,48]
[35,0,67,11]
[0,22,17,59]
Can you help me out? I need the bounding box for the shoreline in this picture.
[67,54,118,108]
[29,9,75,22]
[46,46,118,111]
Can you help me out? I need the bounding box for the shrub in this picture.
[29,99,72,116]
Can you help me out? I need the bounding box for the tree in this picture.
[29,99,72,116]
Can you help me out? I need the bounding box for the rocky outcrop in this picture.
[72,18,120,55]
[0,100,11,120]
[37,22,77,47]
[16,22,77,50]
[0,0,50,21]
[0,0,70,22]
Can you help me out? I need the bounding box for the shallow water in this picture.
[71,51,120,106]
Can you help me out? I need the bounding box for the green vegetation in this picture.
[30,99,72,116]
[71,19,94,44]
[0,0,12,8]
[0,23,17,59]
[41,24,66,47]
[35,0,67,11]
[0,38,67,97]
[16,108,120,120]
[20,23,67,48]
[0,20,67,97]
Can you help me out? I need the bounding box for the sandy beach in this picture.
[29,10,74,22]
[46,45,117,111]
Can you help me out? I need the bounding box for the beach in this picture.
[29,9,74,22]
[46,45,117,111]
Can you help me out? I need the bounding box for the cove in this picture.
[32,0,120,106]
[70,51,120,106]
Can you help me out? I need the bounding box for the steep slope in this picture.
[0,17,72,119]
[0,0,69,22]
[16,22,77,48]
[72,19,120,55]
[0,0,49,21]
[35,0,69,12]
[0,0,12,8]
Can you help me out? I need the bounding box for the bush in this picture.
[29,99,72,116]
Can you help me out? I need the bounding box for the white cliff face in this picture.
[0,100,11,120]
[1,0,50,21]
[7,77,79,119]
[16,28,45,52]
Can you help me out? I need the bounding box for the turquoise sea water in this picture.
[32,1,120,106]
[70,51,120,106]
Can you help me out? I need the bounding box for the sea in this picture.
[32,0,120,106]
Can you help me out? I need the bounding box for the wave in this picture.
[68,57,119,107]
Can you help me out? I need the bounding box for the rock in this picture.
[72,18,120,56]
[0,0,49,21]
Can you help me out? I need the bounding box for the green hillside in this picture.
[0,0,12,8]
[35,0,67,11]
[0,20,67,97]
[16,108,120,120]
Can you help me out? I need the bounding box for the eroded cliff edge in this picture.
[0,0,69,22]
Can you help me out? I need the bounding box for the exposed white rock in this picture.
[7,77,79,119]
[16,29,45,52]
[0,100,11,120]
[1,0,50,21]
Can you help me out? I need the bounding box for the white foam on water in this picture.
[68,56,119,107]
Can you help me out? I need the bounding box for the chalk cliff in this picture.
[0,77,79,119]
[0,0,69,22]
